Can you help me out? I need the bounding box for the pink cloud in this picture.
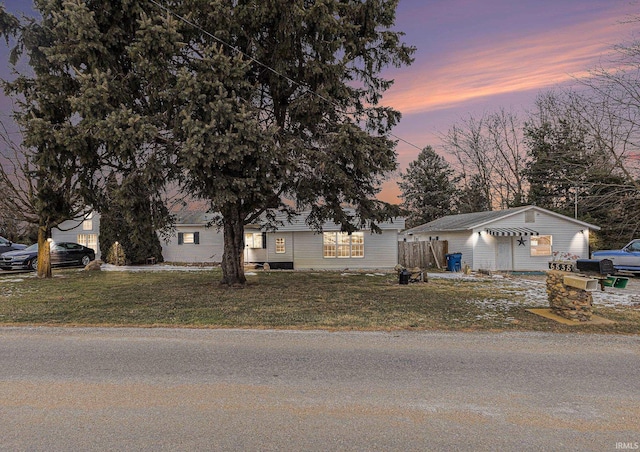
[383,12,631,115]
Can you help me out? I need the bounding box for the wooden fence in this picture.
[398,240,448,269]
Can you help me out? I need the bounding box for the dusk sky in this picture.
[381,0,638,202]
[1,0,638,204]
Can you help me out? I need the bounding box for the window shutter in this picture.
[194,232,200,244]
[178,232,184,245]
[262,232,267,249]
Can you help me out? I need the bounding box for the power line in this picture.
[147,0,424,153]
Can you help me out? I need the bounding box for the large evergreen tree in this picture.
[456,173,490,214]
[172,0,414,284]
[398,146,457,227]
[3,0,413,285]
[99,173,164,265]
[0,4,87,276]
[523,90,636,248]
[2,1,179,275]
[523,119,591,214]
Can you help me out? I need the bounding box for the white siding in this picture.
[436,232,475,270]
[292,230,399,270]
[162,226,224,263]
[480,210,590,271]
[52,212,102,259]
[402,231,475,270]
[404,211,592,271]
[469,229,496,271]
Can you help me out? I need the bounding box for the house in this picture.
[167,209,405,270]
[52,212,101,259]
[400,206,600,272]
[54,209,405,270]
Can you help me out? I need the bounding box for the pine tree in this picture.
[99,173,164,265]
[173,0,414,285]
[456,174,491,214]
[3,0,414,285]
[398,146,458,227]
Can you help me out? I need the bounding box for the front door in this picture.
[495,237,513,271]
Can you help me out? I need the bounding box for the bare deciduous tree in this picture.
[0,121,84,276]
[441,109,527,211]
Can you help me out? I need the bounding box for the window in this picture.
[82,212,93,231]
[351,233,364,257]
[178,232,200,245]
[77,233,97,252]
[323,232,364,258]
[275,237,286,254]
[627,241,640,252]
[323,232,337,258]
[245,232,266,249]
[337,232,351,258]
[531,235,552,256]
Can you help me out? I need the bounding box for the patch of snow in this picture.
[429,271,640,308]
[100,263,215,272]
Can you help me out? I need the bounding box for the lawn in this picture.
[0,268,638,333]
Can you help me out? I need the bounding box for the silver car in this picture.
[592,240,640,273]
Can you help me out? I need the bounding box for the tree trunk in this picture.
[220,207,246,286]
[36,225,52,278]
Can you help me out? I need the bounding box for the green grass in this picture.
[0,269,638,333]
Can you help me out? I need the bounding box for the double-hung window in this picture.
[82,212,93,231]
[178,232,200,245]
[323,232,364,258]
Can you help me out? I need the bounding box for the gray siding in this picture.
[291,230,399,270]
[264,232,294,263]
[162,226,224,263]
[54,209,404,269]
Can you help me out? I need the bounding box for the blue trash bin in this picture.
[446,253,462,272]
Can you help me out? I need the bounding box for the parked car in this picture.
[0,236,27,255]
[591,239,640,273]
[0,241,95,271]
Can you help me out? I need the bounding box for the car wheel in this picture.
[29,258,37,271]
[81,255,92,266]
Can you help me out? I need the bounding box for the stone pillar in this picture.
[545,270,593,321]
